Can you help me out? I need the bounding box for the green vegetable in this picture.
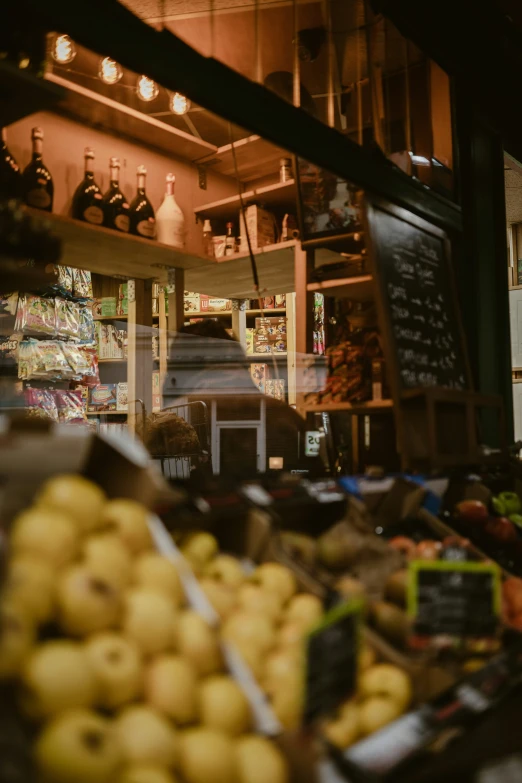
[509,514,522,528]
[492,496,507,516]
[499,492,521,515]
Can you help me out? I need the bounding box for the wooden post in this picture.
[167,268,185,332]
[127,278,153,433]
[231,299,248,347]
[294,245,316,413]
[286,292,297,406]
[158,287,168,410]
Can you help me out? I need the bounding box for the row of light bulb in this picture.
[52,34,191,115]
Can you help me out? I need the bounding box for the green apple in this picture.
[199,675,251,736]
[101,499,153,555]
[37,474,106,535]
[499,491,521,516]
[21,640,98,718]
[123,589,177,657]
[145,655,198,725]
[35,709,122,783]
[85,632,143,709]
[57,564,122,637]
[180,728,236,783]
[115,706,178,768]
[235,735,289,783]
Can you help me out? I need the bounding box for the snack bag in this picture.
[72,268,93,299]
[54,265,74,296]
[79,305,95,345]
[15,295,56,336]
[24,387,59,421]
[54,389,86,423]
[55,298,81,340]
[62,343,92,377]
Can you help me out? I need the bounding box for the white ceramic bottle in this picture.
[156,172,185,248]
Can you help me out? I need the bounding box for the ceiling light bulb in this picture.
[99,57,123,85]
[52,34,76,65]
[136,75,158,102]
[170,92,191,115]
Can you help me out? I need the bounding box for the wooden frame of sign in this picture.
[364,197,506,469]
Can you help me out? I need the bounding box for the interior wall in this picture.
[7,112,239,256]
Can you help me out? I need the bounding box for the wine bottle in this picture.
[129,166,156,239]
[203,219,214,257]
[102,157,129,233]
[224,222,236,256]
[0,128,22,201]
[22,127,53,212]
[156,173,185,248]
[72,148,104,225]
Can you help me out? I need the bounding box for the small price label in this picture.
[305,430,321,457]
[303,598,362,725]
[407,560,501,643]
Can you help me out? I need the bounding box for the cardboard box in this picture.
[152,327,159,360]
[184,294,200,314]
[199,295,209,311]
[265,378,285,401]
[254,317,287,354]
[208,298,230,312]
[239,205,276,252]
[88,384,118,412]
[109,326,125,360]
[97,323,112,360]
[101,297,117,317]
[92,298,103,318]
[0,420,179,523]
[117,382,128,412]
[245,328,254,355]
[250,363,267,393]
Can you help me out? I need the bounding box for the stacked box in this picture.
[88,384,118,412]
[265,379,285,401]
[152,371,161,412]
[254,317,287,354]
[250,364,267,393]
[239,205,276,252]
[117,382,128,412]
[117,284,128,316]
[101,297,117,317]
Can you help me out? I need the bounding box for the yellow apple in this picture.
[277,622,305,650]
[0,601,35,678]
[120,765,179,783]
[205,555,245,588]
[263,649,300,696]
[323,702,360,749]
[222,611,276,655]
[101,499,152,555]
[358,644,376,672]
[133,553,184,607]
[35,709,121,783]
[115,706,178,768]
[145,655,198,725]
[237,584,283,622]
[235,735,289,783]
[284,594,323,627]
[123,589,177,657]
[21,640,97,718]
[4,555,55,624]
[230,640,265,680]
[84,533,133,589]
[10,507,78,567]
[57,564,122,637]
[359,664,412,711]
[182,533,218,570]
[250,563,296,604]
[358,696,403,735]
[85,632,143,709]
[199,579,237,619]
[176,610,223,676]
[179,728,237,783]
[199,675,251,736]
[271,681,302,730]
[37,474,106,535]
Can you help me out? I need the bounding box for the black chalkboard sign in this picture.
[303,599,362,725]
[366,201,469,392]
[408,561,500,640]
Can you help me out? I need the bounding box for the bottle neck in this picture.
[32,138,43,159]
[165,179,174,197]
[110,166,120,187]
[137,173,146,194]
[84,158,94,179]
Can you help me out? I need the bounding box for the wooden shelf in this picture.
[184,308,287,318]
[1,62,64,126]
[25,208,209,282]
[87,411,128,416]
[194,180,296,221]
[247,353,287,359]
[300,399,394,414]
[196,135,286,182]
[46,73,216,163]
[185,241,297,299]
[95,315,128,321]
[98,358,127,364]
[307,275,374,301]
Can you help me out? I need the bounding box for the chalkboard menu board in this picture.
[303,599,361,725]
[408,561,500,640]
[367,202,468,391]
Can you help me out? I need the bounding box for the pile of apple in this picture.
[178,532,413,743]
[0,474,289,783]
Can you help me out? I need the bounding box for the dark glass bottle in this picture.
[102,157,129,233]
[129,166,156,239]
[0,128,22,201]
[72,148,104,225]
[22,127,53,212]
